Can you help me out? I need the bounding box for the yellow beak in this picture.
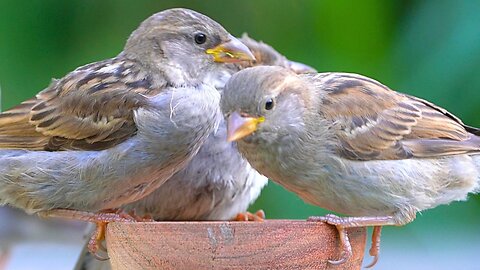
[206,35,255,63]
[226,111,264,142]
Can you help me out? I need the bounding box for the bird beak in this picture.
[287,60,317,74]
[226,111,264,142]
[206,35,256,63]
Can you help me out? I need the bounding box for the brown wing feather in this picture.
[0,58,163,151]
[316,73,480,160]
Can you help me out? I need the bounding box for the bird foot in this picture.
[117,209,155,222]
[233,209,265,221]
[39,209,152,260]
[365,226,382,268]
[308,214,353,265]
[308,214,391,268]
[88,221,109,261]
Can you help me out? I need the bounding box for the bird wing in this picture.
[0,58,163,151]
[316,73,480,160]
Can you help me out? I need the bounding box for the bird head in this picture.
[222,66,310,143]
[123,8,255,83]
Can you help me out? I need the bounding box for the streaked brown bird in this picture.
[222,66,480,267]
[0,8,254,257]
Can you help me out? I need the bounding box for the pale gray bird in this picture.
[80,35,316,270]
[0,8,254,256]
[222,66,480,267]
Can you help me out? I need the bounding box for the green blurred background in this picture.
[0,1,479,269]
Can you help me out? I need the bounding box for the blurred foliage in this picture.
[0,0,479,267]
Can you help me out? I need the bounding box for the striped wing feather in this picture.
[317,73,480,160]
[0,58,162,151]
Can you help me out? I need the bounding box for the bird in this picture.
[0,7,255,257]
[118,34,316,222]
[79,35,316,270]
[221,66,480,267]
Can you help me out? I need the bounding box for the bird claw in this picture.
[327,251,351,265]
[307,215,326,222]
[40,209,154,260]
[309,214,386,267]
[84,210,155,260]
[118,209,155,222]
[90,246,110,261]
[331,225,353,265]
[365,226,382,268]
[308,214,353,265]
[365,254,379,269]
[308,213,349,225]
[233,209,265,221]
[87,222,109,261]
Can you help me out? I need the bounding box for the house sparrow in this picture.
[119,34,316,222]
[79,35,316,269]
[0,8,254,257]
[222,66,480,267]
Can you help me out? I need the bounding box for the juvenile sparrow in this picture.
[119,34,316,222]
[80,35,316,270]
[0,8,254,255]
[222,66,480,267]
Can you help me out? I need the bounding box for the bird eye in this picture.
[194,33,207,44]
[265,98,274,110]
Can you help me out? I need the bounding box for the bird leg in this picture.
[88,221,109,260]
[365,226,383,268]
[233,209,265,221]
[308,214,397,267]
[38,209,141,260]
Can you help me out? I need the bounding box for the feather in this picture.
[0,58,162,151]
[315,73,480,160]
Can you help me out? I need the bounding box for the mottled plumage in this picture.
[222,66,480,266]
[317,72,480,160]
[0,59,159,151]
